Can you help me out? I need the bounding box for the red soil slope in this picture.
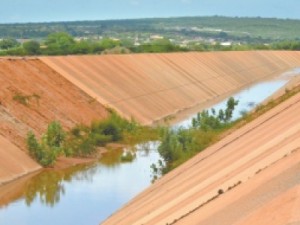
[41,51,300,124]
[0,58,108,184]
[102,92,300,225]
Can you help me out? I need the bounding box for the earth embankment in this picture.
[0,57,108,184]
[40,51,300,124]
[102,91,300,225]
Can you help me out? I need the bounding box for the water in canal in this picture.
[0,142,160,225]
[0,68,299,225]
[175,79,288,128]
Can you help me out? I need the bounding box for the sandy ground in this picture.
[102,91,300,225]
[40,51,300,125]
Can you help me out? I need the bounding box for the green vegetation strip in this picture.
[1,31,300,56]
[27,111,161,167]
[26,85,300,171]
[152,85,300,179]
[151,97,238,179]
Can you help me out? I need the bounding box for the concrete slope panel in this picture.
[0,58,108,184]
[102,92,300,225]
[0,58,108,150]
[41,51,300,124]
[0,135,40,185]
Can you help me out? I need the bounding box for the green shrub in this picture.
[26,121,65,167]
[27,111,159,165]
[27,130,59,167]
[90,133,112,146]
[155,97,239,175]
[27,131,43,160]
[45,121,65,148]
[91,111,137,142]
[158,130,184,163]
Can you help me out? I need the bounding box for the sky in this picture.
[0,0,299,23]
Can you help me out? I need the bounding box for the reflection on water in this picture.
[24,164,98,207]
[281,67,300,78]
[175,79,288,128]
[25,171,65,207]
[99,148,124,167]
[0,145,161,225]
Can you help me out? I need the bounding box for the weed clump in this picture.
[13,92,40,106]
[26,111,158,167]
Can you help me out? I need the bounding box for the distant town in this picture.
[1,16,300,55]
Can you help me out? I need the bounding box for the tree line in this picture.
[0,32,185,56]
[1,32,300,56]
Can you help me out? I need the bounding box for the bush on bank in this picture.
[27,111,159,167]
[152,97,239,178]
[27,121,65,167]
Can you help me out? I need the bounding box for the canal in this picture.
[0,68,299,225]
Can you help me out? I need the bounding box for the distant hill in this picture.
[1,16,300,43]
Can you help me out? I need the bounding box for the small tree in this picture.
[45,32,75,55]
[46,121,65,148]
[26,121,65,167]
[225,97,239,122]
[23,41,40,55]
[218,109,225,121]
[0,38,19,50]
[27,131,43,161]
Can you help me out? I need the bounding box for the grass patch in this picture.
[13,92,40,106]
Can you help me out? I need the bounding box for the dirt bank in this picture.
[102,91,300,225]
[41,51,300,125]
